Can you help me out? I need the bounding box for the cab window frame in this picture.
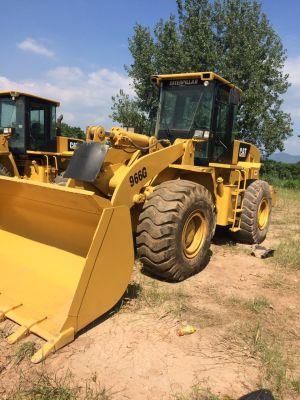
[209,83,236,162]
[25,97,56,152]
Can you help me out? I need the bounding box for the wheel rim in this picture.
[182,210,207,259]
[258,198,270,230]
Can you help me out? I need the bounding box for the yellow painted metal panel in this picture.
[0,177,134,362]
[0,90,60,106]
[111,142,184,207]
[152,72,242,92]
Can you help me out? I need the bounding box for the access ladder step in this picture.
[232,189,246,196]
[230,227,240,232]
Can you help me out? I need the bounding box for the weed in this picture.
[9,371,111,400]
[258,340,289,394]
[222,321,298,398]
[226,296,270,314]
[111,281,142,314]
[82,380,111,400]
[14,342,37,364]
[10,371,76,400]
[271,189,300,229]
[226,296,243,307]
[190,307,223,328]
[291,378,300,394]
[0,323,13,339]
[262,273,286,290]
[273,236,300,270]
[173,384,223,400]
[244,297,270,313]
[119,278,192,319]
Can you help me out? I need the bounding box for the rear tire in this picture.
[234,180,272,244]
[136,180,215,282]
[0,163,12,177]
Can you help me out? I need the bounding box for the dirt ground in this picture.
[0,189,299,400]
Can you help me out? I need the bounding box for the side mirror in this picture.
[56,114,63,136]
[229,88,241,105]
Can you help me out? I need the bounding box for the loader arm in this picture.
[111,141,185,207]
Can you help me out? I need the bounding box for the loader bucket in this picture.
[0,176,134,362]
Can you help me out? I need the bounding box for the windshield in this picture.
[156,80,215,137]
[0,97,25,151]
[0,98,16,127]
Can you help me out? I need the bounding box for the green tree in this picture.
[60,122,85,139]
[111,0,292,155]
[110,90,150,133]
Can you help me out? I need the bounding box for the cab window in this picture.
[216,87,230,137]
[213,86,232,160]
[0,97,25,152]
[50,106,56,139]
[29,102,47,150]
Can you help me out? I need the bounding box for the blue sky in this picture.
[1,0,300,154]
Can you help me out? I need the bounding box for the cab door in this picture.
[27,100,52,151]
[210,84,235,163]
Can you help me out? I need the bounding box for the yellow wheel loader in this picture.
[0,91,83,182]
[0,72,274,363]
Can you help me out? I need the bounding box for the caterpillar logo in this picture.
[238,143,250,161]
[168,79,199,86]
[68,139,81,152]
[239,147,247,158]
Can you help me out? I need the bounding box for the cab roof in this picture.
[151,71,242,93]
[0,90,60,106]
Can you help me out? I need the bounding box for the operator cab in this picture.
[152,72,241,164]
[0,91,59,154]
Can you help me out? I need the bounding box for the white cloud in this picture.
[282,56,300,155]
[285,56,300,86]
[18,38,54,58]
[0,67,133,129]
[47,67,83,81]
[284,134,300,155]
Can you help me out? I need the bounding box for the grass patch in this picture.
[226,296,270,314]
[291,378,300,394]
[271,189,300,228]
[9,371,111,400]
[222,321,298,399]
[119,279,192,319]
[173,384,223,400]
[0,322,13,339]
[139,282,192,321]
[119,279,224,327]
[190,307,224,328]
[273,236,300,270]
[244,297,270,313]
[262,273,289,290]
[140,283,188,309]
[226,296,243,307]
[14,342,37,364]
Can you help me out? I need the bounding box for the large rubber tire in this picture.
[235,180,272,244]
[0,163,12,177]
[136,180,215,282]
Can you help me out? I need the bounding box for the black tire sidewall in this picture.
[253,184,272,243]
[137,180,215,281]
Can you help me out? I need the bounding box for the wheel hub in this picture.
[258,198,270,230]
[182,210,206,259]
